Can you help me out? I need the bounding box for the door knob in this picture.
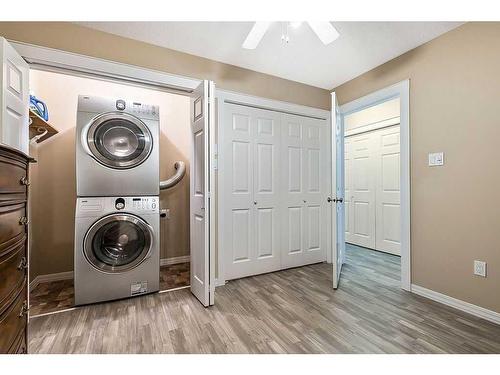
[328,197,343,203]
[253,201,257,205]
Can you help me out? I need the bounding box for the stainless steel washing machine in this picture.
[76,95,159,197]
[74,196,160,306]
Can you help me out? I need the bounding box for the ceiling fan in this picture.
[242,21,339,49]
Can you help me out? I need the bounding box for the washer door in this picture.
[84,214,154,273]
[86,112,153,169]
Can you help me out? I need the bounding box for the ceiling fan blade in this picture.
[242,22,272,49]
[308,22,339,45]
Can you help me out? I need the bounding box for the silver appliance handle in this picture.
[160,161,186,190]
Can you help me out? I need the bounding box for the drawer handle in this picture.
[19,217,29,225]
[19,177,30,186]
[18,301,28,318]
[17,256,28,271]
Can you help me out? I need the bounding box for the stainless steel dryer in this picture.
[74,196,160,305]
[76,95,159,196]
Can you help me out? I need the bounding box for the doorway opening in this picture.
[344,97,402,284]
[28,69,193,316]
[332,80,410,290]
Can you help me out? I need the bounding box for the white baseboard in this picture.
[160,255,190,266]
[214,278,226,287]
[30,256,191,292]
[411,284,500,325]
[29,271,73,292]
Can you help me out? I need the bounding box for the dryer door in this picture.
[84,213,154,273]
[86,112,153,169]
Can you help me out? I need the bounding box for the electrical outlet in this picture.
[474,260,487,277]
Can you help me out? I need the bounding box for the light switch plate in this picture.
[428,152,444,166]
[474,260,487,277]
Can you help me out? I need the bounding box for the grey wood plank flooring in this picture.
[28,245,500,353]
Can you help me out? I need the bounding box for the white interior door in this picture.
[0,38,29,154]
[331,92,345,289]
[375,126,401,255]
[190,80,215,306]
[223,104,281,280]
[281,114,328,269]
[344,137,353,243]
[349,132,376,249]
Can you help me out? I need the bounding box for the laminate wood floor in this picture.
[28,246,500,353]
[29,262,190,316]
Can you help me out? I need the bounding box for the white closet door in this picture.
[375,126,401,255]
[281,114,328,269]
[0,38,29,154]
[223,104,281,280]
[344,137,353,243]
[190,80,215,307]
[349,132,376,249]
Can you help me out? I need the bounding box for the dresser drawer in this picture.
[0,284,27,354]
[0,203,27,254]
[0,240,27,314]
[0,152,28,196]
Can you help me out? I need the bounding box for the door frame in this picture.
[338,80,411,291]
[9,40,219,297]
[216,89,331,285]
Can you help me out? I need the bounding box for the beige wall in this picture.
[334,22,500,313]
[0,22,330,110]
[29,70,191,278]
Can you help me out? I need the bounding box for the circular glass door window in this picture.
[87,112,153,169]
[84,214,153,273]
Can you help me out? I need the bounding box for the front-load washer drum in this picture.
[87,112,153,169]
[84,213,154,273]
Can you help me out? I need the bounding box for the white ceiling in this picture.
[77,22,462,89]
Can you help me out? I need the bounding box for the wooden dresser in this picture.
[0,144,34,354]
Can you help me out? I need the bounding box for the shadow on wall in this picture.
[30,126,190,278]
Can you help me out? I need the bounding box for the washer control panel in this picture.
[130,101,159,119]
[131,197,158,211]
[77,197,159,217]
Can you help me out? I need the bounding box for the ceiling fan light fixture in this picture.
[242,21,272,49]
[307,21,339,45]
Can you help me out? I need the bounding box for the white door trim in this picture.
[339,80,411,291]
[9,40,201,93]
[216,89,330,285]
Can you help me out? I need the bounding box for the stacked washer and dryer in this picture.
[74,96,160,306]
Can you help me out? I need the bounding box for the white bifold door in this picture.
[190,80,216,306]
[281,113,329,269]
[222,104,282,279]
[222,103,329,280]
[0,38,29,154]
